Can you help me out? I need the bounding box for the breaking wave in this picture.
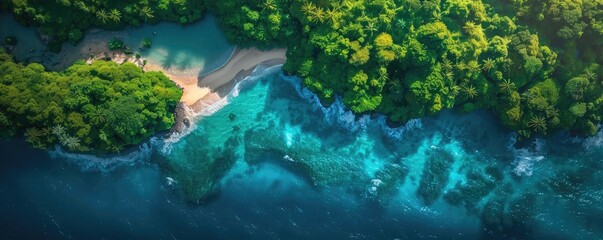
[158,64,283,155]
[280,73,423,138]
[48,138,156,172]
[507,134,546,176]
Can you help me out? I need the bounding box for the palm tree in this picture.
[301,2,316,16]
[25,127,44,144]
[110,9,122,22]
[450,85,461,97]
[325,8,341,26]
[444,71,454,80]
[309,7,326,23]
[441,59,453,71]
[96,9,110,23]
[261,0,277,11]
[377,68,390,84]
[141,6,154,20]
[88,108,106,125]
[463,85,478,99]
[498,79,516,94]
[364,21,378,37]
[99,131,109,143]
[109,143,125,153]
[395,19,406,29]
[52,125,66,138]
[584,70,597,81]
[546,106,560,118]
[463,21,478,34]
[342,0,355,11]
[482,58,495,71]
[63,136,81,150]
[528,116,547,132]
[455,61,466,71]
[521,91,535,102]
[430,10,441,20]
[467,60,481,74]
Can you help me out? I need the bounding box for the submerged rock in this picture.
[417,149,455,205]
[157,135,241,202]
[243,127,367,188]
[444,168,497,211]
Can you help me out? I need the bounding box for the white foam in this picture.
[507,134,546,176]
[283,155,295,162]
[280,73,424,138]
[48,138,156,172]
[158,64,284,154]
[572,125,603,152]
[376,116,423,140]
[195,64,282,118]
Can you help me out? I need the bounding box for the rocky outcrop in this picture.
[171,102,193,134]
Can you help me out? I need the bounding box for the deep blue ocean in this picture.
[1,66,602,239]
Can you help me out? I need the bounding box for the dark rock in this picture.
[171,102,192,134]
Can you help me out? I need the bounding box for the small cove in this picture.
[0,11,602,240]
[0,12,233,76]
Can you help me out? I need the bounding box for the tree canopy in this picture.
[0,0,207,51]
[207,0,602,139]
[1,0,602,140]
[0,50,182,153]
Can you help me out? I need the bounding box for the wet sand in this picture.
[147,48,287,110]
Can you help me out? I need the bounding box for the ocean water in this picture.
[0,12,233,75]
[1,66,602,239]
[123,15,233,75]
[0,13,46,61]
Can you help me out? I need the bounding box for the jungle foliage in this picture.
[0,0,206,51]
[208,0,603,139]
[0,50,182,153]
[1,0,602,139]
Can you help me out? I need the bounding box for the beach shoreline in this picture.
[148,48,287,111]
[162,48,286,133]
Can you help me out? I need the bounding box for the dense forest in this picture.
[208,0,602,139]
[0,0,207,51]
[0,50,182,153]
[1,0,602,140]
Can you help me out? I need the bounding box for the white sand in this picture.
[146,48,287,109]
[38,31,286,113]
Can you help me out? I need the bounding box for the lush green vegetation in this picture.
[1,0,601,139]
[208,0,602,139]
[0,50,182,153]
[108,38,125,50]
[0,0,206,51]
[141,37,152,49]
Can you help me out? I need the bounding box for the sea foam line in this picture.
[279,73,422,139]
[48,138,157,172]
[507,133,546,176]
[158,64,284,155]
[570,124,603,152]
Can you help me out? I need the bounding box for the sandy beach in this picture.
[146,48,287,110]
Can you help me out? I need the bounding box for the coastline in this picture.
[148,48,287,110]
[159,47,286,133]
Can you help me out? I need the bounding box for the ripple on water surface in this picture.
[158,67,603,239]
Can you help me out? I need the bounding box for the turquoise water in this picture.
[153,66,602,239]
[1,13,603,239]
[0,12,233,74]
[0,13,46,61]
[1,67,602,238]
[123,15,233,74]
